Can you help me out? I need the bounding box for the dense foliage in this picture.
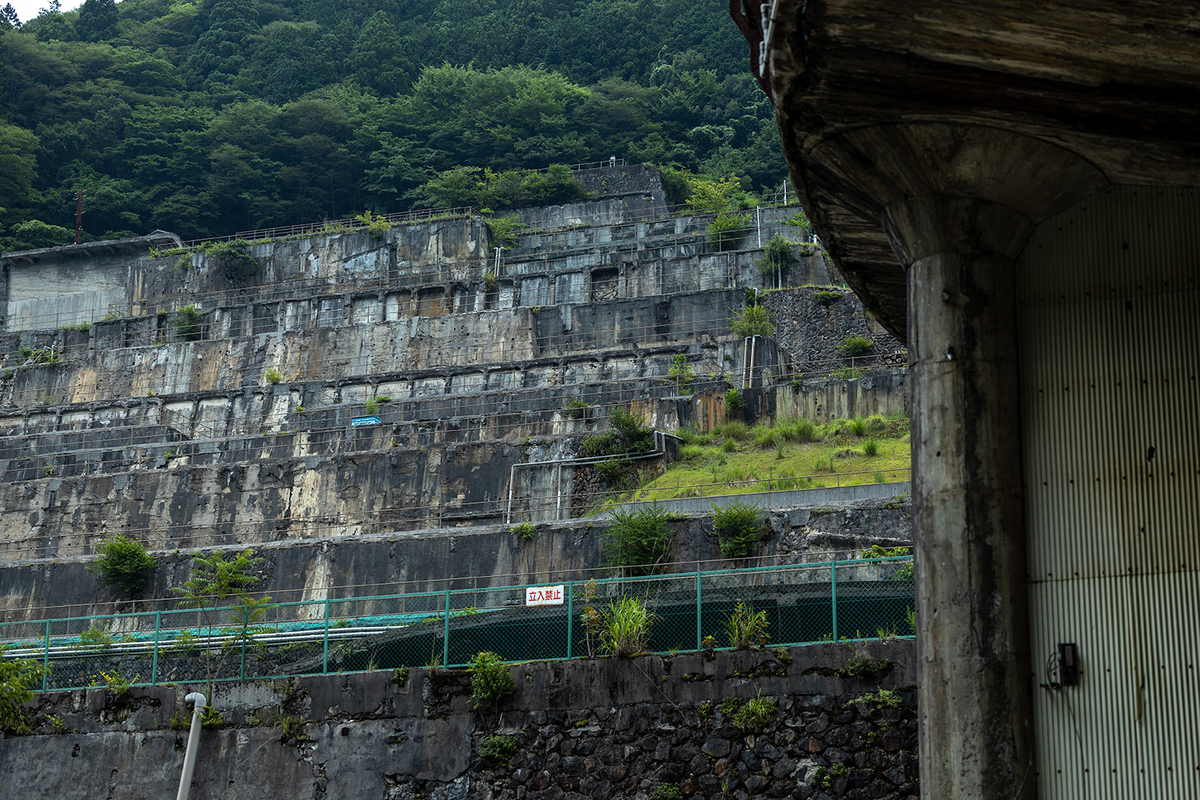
[0,0,784,248]
[87,533,158,594]
[0,646,49,732]
[604,503,673,575]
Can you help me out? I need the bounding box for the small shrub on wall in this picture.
[711,500,763,558]
[88,535,158,595]
[604,504,673,575]
[708,211,751,251]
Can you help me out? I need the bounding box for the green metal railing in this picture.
[0,557,914,692]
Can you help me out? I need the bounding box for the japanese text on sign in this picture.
[525,585,565,606]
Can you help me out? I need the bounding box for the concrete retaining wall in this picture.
[0,497,912,622]
[0,642,918,799]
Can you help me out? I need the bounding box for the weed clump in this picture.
[600,597,655,657]
[87,534,158,595]
[725,602,770,650]
[837,335,873,357]
[479,733,520,765]
[711,501,763,558]
[730,305,774,337]
[469,651,515,709]
[580,407,655,458]
[604,504,673,575]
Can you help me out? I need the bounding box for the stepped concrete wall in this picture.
[3,288,752,405]
[0,497,912,622]
[0,642,917,800]
[0,166,907,625]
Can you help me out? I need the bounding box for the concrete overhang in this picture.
[1,230,183,265]
[760,0,1200,341]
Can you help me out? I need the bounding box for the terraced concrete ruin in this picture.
[0,165,907,569]
[0,165,917,798]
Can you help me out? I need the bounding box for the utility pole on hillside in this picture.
[74,189,84,245]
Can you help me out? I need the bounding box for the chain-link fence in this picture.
[0,557,913,692]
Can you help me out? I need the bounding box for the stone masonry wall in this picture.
[0,641,918,799]
[762,288,903,368]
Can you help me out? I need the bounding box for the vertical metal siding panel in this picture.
[1019,186,1200,800]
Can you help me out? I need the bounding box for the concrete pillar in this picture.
[883,195,1035,800]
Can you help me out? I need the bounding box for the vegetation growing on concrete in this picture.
[469,651,515,709]
[172,304,203,341]
[710,500,764,558]
[364,395,392,414]
[708,210,751,251]
[833,646,894,681]
[579,407,655,458]
[354,210,391,238]
[483,213,525,248]
[173,549,271,690]
[837,334,874,357]
[725,602,770,651]
[666,354,694,394]
[757,234,796,282]
[202,240,254,266]
[600,597,655,657]
[17,345,61,366]
[478,733,520,765]
[862,544,914,581]
[622,413,910,506]
[730,690,777,732]
[729,304,775,337]
[563,397,591,419]
[87,534,158,595]
[0,647,49,732]
[660,170,758,213]
[603,504,674,575]
[724,387,744,415]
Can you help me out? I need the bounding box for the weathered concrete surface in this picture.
[900,204,1032,800]
[775,370,908,422]
[0,642,918,799]
[1,288,751,404]
[763,0,1200,339]
[752,5,1200,795]
[0,440,527,558]
[2,232,182,329]
[0,497,911,622]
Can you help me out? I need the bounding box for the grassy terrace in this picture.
[603,414,911,507]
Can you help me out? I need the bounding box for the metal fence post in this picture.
[830,561,839,642]
[566,581,574,660]
[42,619,51,691]
[151,611,161,685]
[322,598,331,674]
[695,570,703,650]
[442,589,451,667]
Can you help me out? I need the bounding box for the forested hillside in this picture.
[0,0,781,247]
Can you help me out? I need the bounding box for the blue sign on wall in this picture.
[351,416,382,427]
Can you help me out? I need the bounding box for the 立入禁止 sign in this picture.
[525,585,565,606]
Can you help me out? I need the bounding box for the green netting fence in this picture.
[0,557,913,692]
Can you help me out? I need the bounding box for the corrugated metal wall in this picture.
[1017,185,1199,799]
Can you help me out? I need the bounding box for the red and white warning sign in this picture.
[525,585,565,606]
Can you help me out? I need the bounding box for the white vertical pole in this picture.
[175,693,207,800]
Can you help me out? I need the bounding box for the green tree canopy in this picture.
[0,0,787,242]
